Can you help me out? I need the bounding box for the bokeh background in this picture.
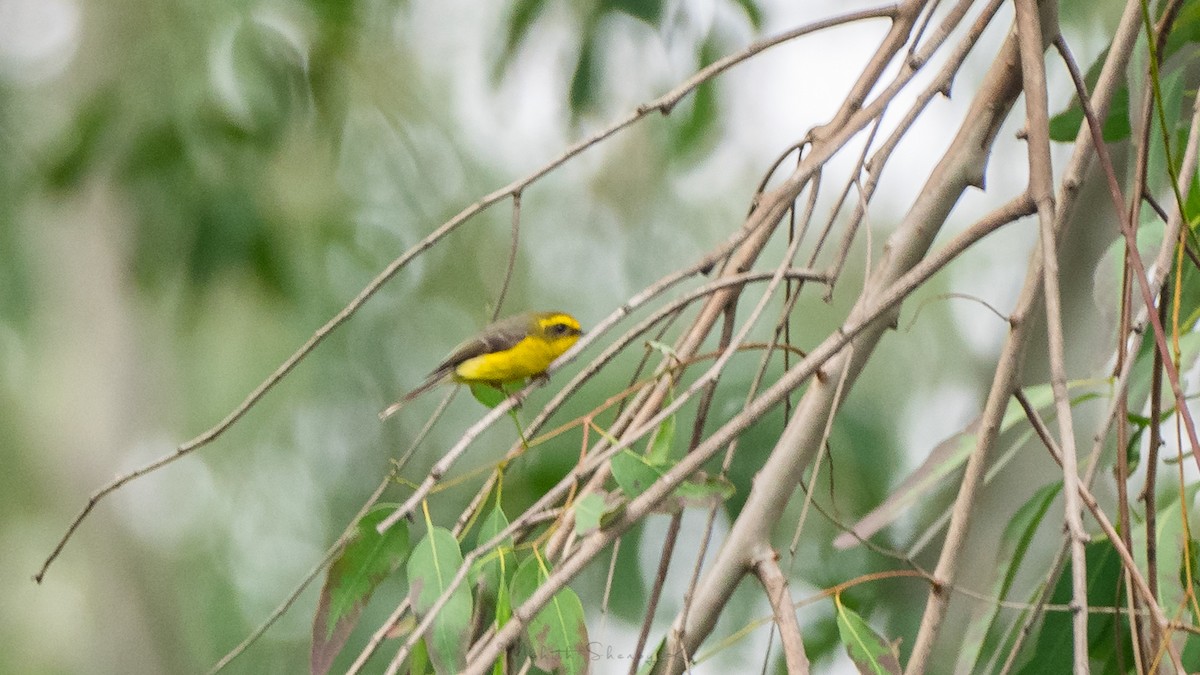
[1,0,1134,673]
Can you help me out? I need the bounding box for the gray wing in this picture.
[391,313,535,407]
[427,312,534,377]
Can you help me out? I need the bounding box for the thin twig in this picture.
[493,192,522,319]
[344,598,412,675]
[374,268,828,535]
[362,272,825,671]
[752,552,809,675]
[208,475,393,673]
[1060,10,1200,482]
[906,2,1143,668]
[33,2,896,584]
[467,195,1033,675]
[1016,389,1185,669]
[627,513,681,675]
[1013,3,1090,672]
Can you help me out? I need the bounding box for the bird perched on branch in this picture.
[380,310,582,419]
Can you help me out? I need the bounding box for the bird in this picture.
[379,311,582,419]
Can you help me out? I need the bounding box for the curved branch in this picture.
[465,195,1034,675]
[33,2,900,584]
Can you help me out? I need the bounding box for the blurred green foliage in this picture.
[497,0,759,137]
[4,1,771,672]
[12,1,1187,674]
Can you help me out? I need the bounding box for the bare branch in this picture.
[1016,388,1185,670]
[751,551,809,675]
[907,0,1145,666]
[34,2,896,584]
[466,195,1035,675]
[1012,2,1091,672]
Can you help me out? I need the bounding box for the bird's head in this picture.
[534,311,583,357]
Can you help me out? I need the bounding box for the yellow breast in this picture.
[452,335,563,384]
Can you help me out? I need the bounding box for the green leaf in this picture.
[469,382,509,408]
[835,598,901,675]
[612,449,665,498]
[409,636,432,675]
[1185,631,1200,675]
[497,0,551,74]
[491,579,511,675]
[670,37,722,156]
[471,505,514,596]
[646,413,675,465]
[955,483,1061,673]
[495,570,512,628]
[407,526,473,674]
[729,0,764,29]
[998,482,1062,588]
[569,32,598,113]
[311,505,410,675]
[1179,538,1200,594]
[1048,85,1129,143]
[1123,410,1152,475]
[600,0,665,24]
[1014,541,1134,674]
[1150,482,1200,612]
[509,557,590,673]
[668,473,735,509]
[1165,0,1200,60]
[1186,172,1200,227]
[1145,68,1187,197]
[573,493,606,536]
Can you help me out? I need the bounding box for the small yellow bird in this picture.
[380,311,583,419]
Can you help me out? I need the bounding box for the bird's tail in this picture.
[379,370,448,420]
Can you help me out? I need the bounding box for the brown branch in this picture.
[360,270,826,671]
[1013,3,1092,673]
[1002,20,1200,671]
[1059,7,1200,483]
[1144,286,1167,620]
[464,195,1034,675]
[374,268,828,536]
[752,551,809,675]
[628,513,681,675]
[542,0,979,575]
[32,2,896,585]
[1015,388,1184,670]
[906,0,1145,668]
[209,475,393,673]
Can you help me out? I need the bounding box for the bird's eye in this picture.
[550,323,569,335]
